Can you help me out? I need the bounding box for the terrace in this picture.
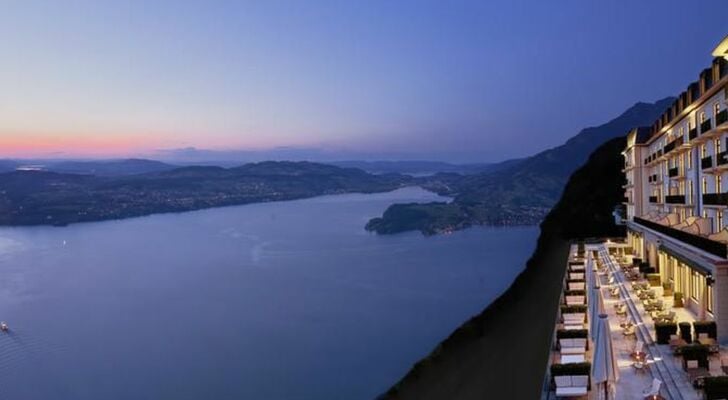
[544,242,728,399]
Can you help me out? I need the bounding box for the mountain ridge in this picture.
[367,97,675,234]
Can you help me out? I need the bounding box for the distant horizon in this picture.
[1,1,726,162]
[0,95,671,164]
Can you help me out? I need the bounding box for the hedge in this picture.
[704,376,728,400]
[679,321,692,343]
[561,305,587,314]
[654,322,677,344]
[550,362,591,380]
[556,329,588,340]
[693,321,717,339]
[681,344,709,369]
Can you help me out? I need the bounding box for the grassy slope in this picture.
[382,137,627,399]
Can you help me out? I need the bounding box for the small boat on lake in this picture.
[0,322,8,332]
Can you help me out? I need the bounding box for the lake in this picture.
[0,187,538,400]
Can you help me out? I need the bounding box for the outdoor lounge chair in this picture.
[642,378,662,398]
[565,295,585,306]
[570,264,585,272]
[554,375,588,397]
[569,272,584,280]
[562,313,585,324]
[559,338,587,355]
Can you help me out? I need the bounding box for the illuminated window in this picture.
[717,138,722,156]
[687,150,692,169]
[718,211,724,230]
[708,284,714,313]
[702,145,708,158]
[692,271,703,301]
[701,111,707,123]
[719,175,723,193]
[715,103,721,116]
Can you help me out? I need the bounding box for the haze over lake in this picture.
[0,187,538,400]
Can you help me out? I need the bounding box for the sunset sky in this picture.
[1,1,726,162]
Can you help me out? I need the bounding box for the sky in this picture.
[0,1,726,162]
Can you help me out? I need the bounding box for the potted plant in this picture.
[662,281,673,297]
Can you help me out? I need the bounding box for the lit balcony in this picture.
[633,217,728,258]
[717,109,728,127]
[689,127,699,141]
[665,194,685,204]
[700,118,714,137]
[703,192,728,206]
[702,155,713,170]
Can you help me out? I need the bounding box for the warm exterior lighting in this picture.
[712,35,728,60]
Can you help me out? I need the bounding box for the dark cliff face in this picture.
[454,97,673,210]
[383,135,628,400]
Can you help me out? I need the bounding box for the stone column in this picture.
[713,264,728,344]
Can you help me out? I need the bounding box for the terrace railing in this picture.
[633,217,728,258]
[703,192,728,206]
[717,109,728,127]
[665,195,685,204]
[701,118,713,135]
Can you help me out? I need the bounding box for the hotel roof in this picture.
[713,35,728,60]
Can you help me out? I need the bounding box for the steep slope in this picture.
[382,136,627,399]
[368,97,673,234]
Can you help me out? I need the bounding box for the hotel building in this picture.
[624,36,728,342]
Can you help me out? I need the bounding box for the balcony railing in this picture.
[649,196,658,203]
[633,217,728,258]
[665,195,685,204]
[703,192,728,206]
[702,155,713,170]
[718,109,728,127]
[689,127,698,141]
[664,140,676,154]
[718,151,728,167]
[701,118,713,134]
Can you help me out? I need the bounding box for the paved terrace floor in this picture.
[546,243,728,400]
[598,243,728,400]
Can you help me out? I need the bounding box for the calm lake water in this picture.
[0,187,538,400]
